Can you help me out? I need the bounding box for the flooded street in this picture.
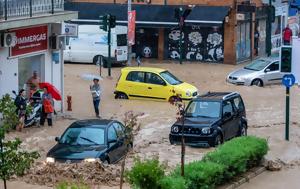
[2,61,300,188]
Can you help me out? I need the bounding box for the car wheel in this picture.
[169,96,180,103]
[213,134,222,147]
[116,92,128,99]
[239,124,247,137]
[252,79,263,87]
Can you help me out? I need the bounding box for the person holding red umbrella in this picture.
[40,87,54,126]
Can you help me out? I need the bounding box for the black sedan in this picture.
[46,119,132,164]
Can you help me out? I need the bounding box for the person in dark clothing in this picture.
[40,87,54,126]
[254,28,260,56]
[90,78,101,118]
[14,89,27,131]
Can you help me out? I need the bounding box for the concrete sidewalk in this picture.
[238,167,300,189]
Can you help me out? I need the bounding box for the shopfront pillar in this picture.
[223,9,236,65]
[158,28,164,61]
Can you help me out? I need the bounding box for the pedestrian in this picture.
[90,78,101,118]
[40,87,54,126]
[254,27,260,56]
[136,56,141,67]
[283,24,293,45]
[14,89,27,131]
[26,71,40,98]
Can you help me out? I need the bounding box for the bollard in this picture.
[67,95,72,111]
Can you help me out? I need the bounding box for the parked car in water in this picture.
[46,119,131,164]
[169,92,247,147]
[227,57,283,87]
[114,67,198,101]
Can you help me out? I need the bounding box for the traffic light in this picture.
[99,15,108,31]
[109,15,116,28]
[280,46,292,73]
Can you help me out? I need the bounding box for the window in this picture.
[117,34,127,46]
[108,126,117,141]
[126,71,145,82]
[185,101,221,118]
[233,97,245,111]
[223,101,233,116]
[266,62,279,72]
[244,59,271,71]
[159,71,182,85]
[60,127,105,145]
[113,122,125,138]
[145,73,166,85]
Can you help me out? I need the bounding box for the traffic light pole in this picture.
[285,86,290,141]
[108,21,112,77]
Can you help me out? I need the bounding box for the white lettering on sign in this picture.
[17,34,47,45]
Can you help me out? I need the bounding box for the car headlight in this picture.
[172,126,179,133]
[201,127,211,135]
[46,157,55,163]
[186,91,192,97]
[84,158,97,163]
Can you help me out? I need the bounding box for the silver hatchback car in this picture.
[227,58,283,87]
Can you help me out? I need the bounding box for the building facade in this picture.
[0,0,77,112]
[65,0,273,64]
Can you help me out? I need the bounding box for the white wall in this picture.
[0,48,18,96]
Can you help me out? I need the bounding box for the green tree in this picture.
[0,94,40,189]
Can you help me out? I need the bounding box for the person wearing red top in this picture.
[283,25,293,45]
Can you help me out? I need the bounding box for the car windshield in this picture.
[160,71,182,85]
[60,127,105,145]
[244,59,271,71]
[185,101,221,118]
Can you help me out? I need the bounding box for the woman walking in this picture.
[40,87,54,126]
[14,89,27,131]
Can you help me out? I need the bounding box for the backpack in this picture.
[43,99,53,113]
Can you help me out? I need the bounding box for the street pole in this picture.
[285,87,290,141]
[179,13,183,64]
[180,103,185,176]
[108,15,112,77]
[127,0,132,66]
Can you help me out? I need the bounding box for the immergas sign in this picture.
[11,25,48,57]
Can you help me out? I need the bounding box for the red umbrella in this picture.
[39,82,62,101]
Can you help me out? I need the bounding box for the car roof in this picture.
[195,92,240,101]
[70,119,116,128]
[121,67,166,73]
[256,57,279,62]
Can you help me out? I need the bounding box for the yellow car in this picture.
[114,67,198,101]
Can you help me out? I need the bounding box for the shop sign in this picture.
[62,23,78,36]
[128,10,136,46]
[11,25,48,57]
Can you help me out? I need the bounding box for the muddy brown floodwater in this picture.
[2,60,300,189]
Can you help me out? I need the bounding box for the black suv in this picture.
[169,92,247,147]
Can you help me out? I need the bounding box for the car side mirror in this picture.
[264,68,270,73]
[224,112,232,119]
[55,137,60,142]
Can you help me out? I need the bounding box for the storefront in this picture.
[271,4,289,53]
[0,24,64,111]
[165,25,224,62]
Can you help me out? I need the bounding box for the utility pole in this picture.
[127,0,132,66]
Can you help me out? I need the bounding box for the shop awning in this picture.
[65,3,230,27]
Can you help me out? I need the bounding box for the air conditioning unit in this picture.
[49,35,65,50]
[1,32,17,47]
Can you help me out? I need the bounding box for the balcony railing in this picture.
[0,0,64,20]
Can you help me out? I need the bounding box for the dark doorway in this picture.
[134,28,159,59]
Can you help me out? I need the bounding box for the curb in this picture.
[224,167,266,189]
